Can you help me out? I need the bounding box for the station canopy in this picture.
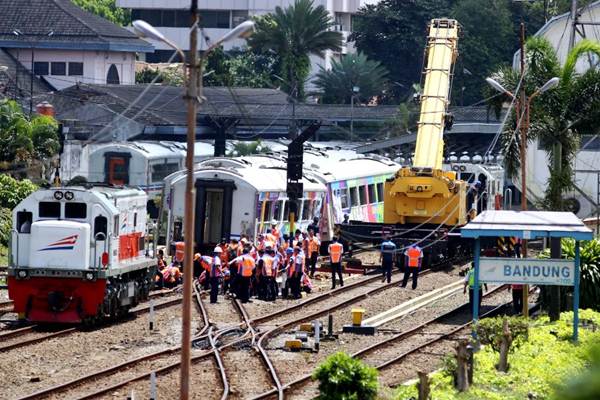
[461,210,594,241]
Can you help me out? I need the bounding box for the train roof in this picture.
[85,140,214,159]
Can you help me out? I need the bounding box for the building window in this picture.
[232,10,248,27]
[51,62,66,76]
[107,64,120,85]
[33,62,49,75]
[200,11,231,29]
[68,62,83,76]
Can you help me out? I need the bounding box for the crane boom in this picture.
[413,19,458,171]
[383,19,468,227]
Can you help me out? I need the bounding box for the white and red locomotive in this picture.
[8,185,157,324]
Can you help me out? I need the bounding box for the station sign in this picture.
[479,257,575,286]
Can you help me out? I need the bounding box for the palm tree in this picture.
[313,52,388,104]
[487,37,600,209]
[248,0,343,100]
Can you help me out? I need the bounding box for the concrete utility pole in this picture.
[518,22,530,318]
[180,1,199,398]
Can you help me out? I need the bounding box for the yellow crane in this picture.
[384,19,468,226]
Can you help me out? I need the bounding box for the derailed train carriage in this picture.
[8,185,157,324]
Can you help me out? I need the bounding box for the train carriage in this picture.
[8,185,157,324]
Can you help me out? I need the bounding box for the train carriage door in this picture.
[91,204,108,269]
[104,152,131,186]
[195,179,236,250]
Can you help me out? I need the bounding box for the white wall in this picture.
[9,48,137,90]
[118,0,370,12]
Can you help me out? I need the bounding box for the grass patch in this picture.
[393,310,600,400]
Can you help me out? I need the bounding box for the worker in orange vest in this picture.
[328,237,344,289]
[270,221,280,246]
[402,244,423,289]
[238,247,255,303]
[307,229,321,278]
[260,249,276,301]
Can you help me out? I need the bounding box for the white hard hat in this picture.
[271,220,278,225]
[213,246,223,253]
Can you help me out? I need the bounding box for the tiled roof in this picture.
[0,0,152,52]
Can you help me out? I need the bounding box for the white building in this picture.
[511,1,600,218]
[0,0,153,91]
[117,0,379,76]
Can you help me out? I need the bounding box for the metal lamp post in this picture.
[350,85,359,141]
[486,75,559,317]
[133,11,254,400]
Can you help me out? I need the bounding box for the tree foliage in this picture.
[248,0,343,100]
[0,175,37,246]
[313,52,388,104]
[539,238,600,311]
[0,99,59,179]
[226,141,271,157]
[487,38,600,209]
[477,316,529,354]
[70,0,130,26]
[313,352,378,400]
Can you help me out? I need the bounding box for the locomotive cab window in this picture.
[94,216,108,238]
[65,202,87,219]
[39,202,60,218]
[17,211,32,233]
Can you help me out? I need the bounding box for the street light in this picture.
[350,85,359,141]
[12,29,53,115]
[132,14,254,400]
[486,75,559,316]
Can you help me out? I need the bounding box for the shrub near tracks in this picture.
[394,310,600,400]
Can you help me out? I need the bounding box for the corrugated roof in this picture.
[0,0,152,52]
[461,210,594,240]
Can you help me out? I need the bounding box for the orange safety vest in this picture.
[272,228,280,242]
[406,247,422,268]
[290,254,304,274]
[262,256,274,276]
[328,242,343,263]
[241,256,255,277]
[200,256,212,272]
[308,237,320,255]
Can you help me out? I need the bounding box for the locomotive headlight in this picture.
[64,191,74,200]
[85,272,95,281]
[53,191,63,200]
[17,270,27,279]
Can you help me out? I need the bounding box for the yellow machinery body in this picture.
[384,19,468,226]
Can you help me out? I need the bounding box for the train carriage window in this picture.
[39,202,61,218]
[65,202,87,219]
[302,199,311,221]
[349,187,359,207]
[273,200,282,222]
[368,184,376,204]
[339,188,349,209]
[17,211,32,233]
[376,183,384,203]
[261,200,272,222]
[359,186,367,205]
[283,201,289,222]
[151,162,179,182]
[94,216,108,237]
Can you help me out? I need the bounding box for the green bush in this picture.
[0,174,37,209]
[539,238,600,311]
[313,352,378,400]
[0,208,11,247]
[476,316,529,354]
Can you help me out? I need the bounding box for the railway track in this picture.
[13,260,466,400]
[0,293,182,354]
[253,285,525,400]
